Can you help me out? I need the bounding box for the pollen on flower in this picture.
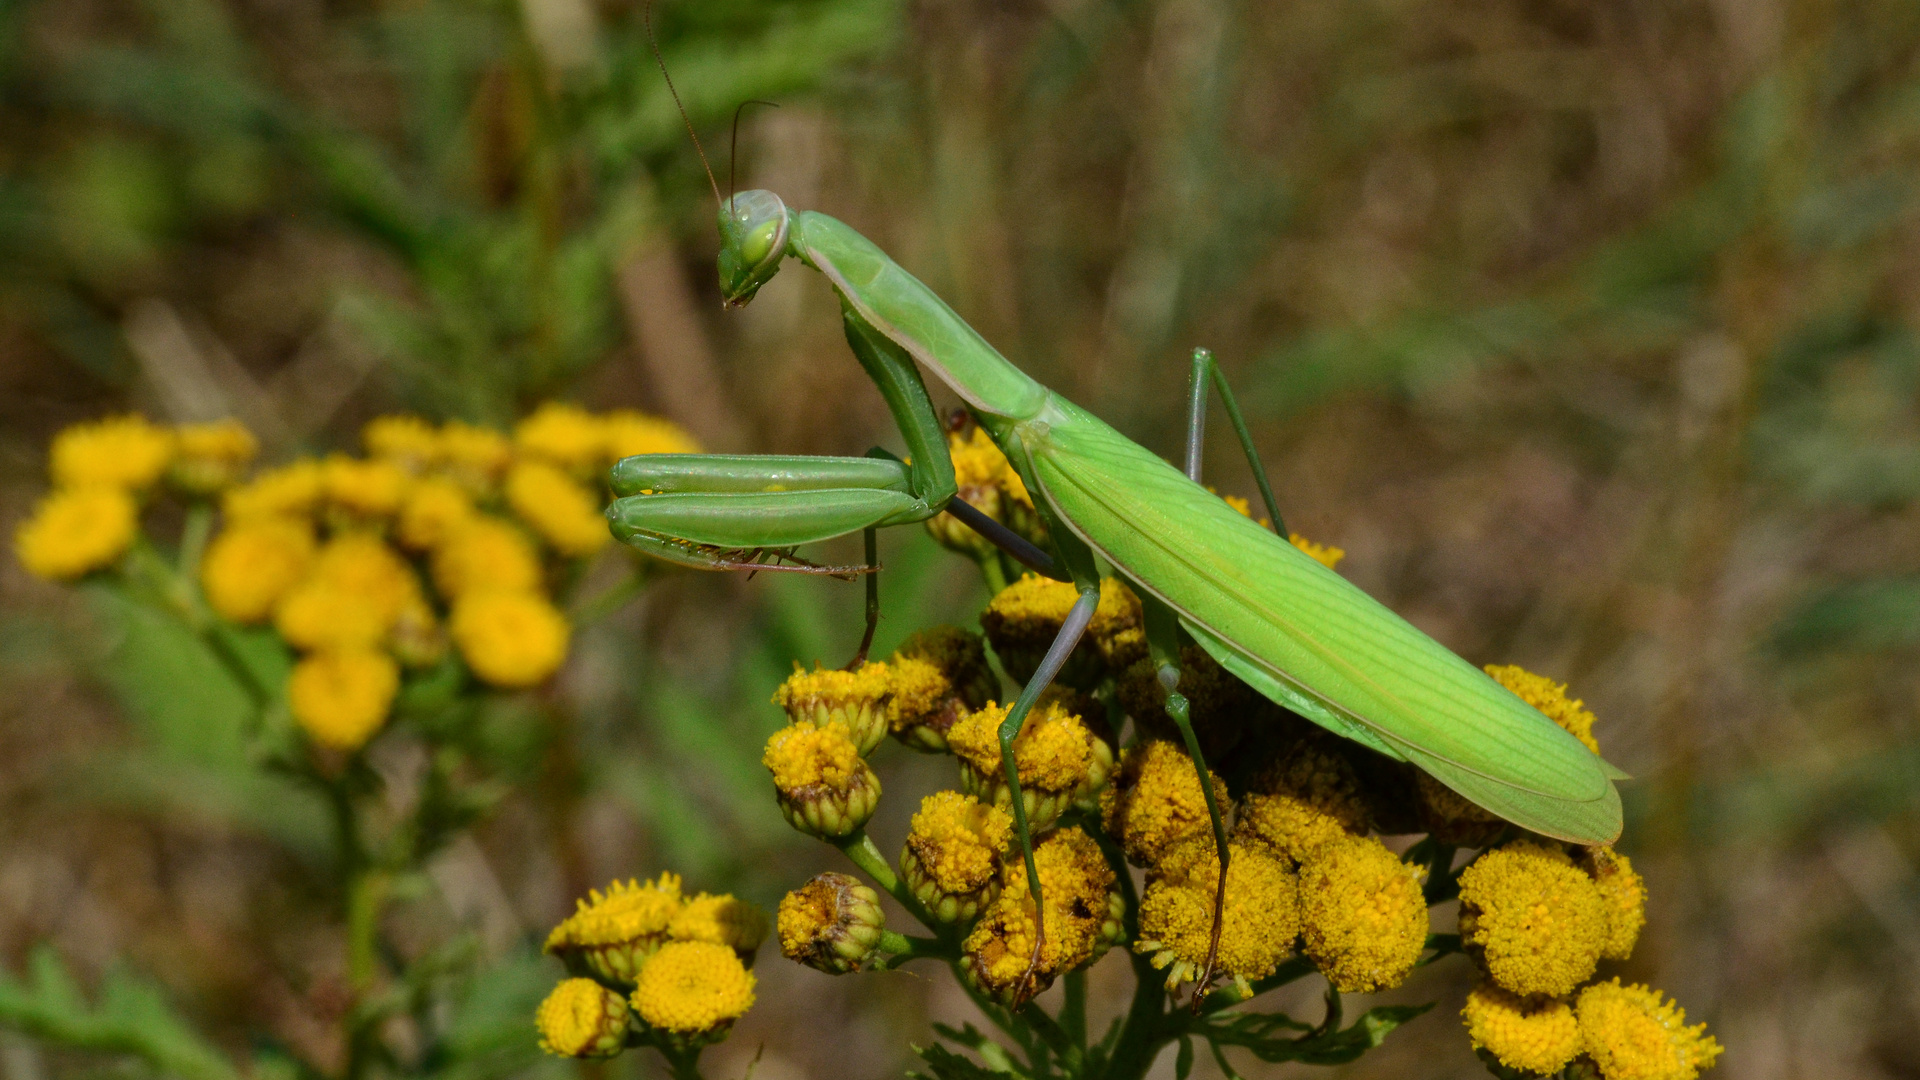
[629,941,756,1034]
[981,576,1144,681]
[966,827,1115,998]
[887,656,950,728]
[948,700,1093,794]
[1486,663,1601,755]
[1462,982,1581,1076]
[431,516,543,599]
[668,893,768,958]
[396,476,476,551]
[50,415,174,490]
[223,460,324,521]
[1234,742,1371,865]
[1136,834,1300,994]
[603,410,700,460]
[1458,839,1607,998]
[321,454,412,518]
[764,721,864,791]
[549,875,685,953]
[506,459,610,558]
[450,589,570,688]
[1287,533,1345,570]
[288,648,399,751]
[170,419,257,492]
[1296,834,1428,993]
[1583,846,1648,960]
[535,977,631,1059]
[1575,979,1723,1080]
[772,662,895,753]
[906,791,1012,895]
[200,518,315,623]
[14,487,138,581]
[1101,739,1228,867]
[515,402,605,472]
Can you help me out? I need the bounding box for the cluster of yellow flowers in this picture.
[15,405,696,755]
[538,873,766,1056]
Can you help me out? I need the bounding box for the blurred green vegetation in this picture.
[2,0,1920,1078]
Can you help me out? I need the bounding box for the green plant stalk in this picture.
[833,831,943,932]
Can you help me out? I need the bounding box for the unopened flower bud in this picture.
[763,721,880,838]
[980,576,1143,689]
[777,872,886,974]
[536,978,633,1059]
[773,664,894,756]
[948,700,1100,832]
[887,627,997,752]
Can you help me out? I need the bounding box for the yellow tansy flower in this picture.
[1288,533,1344,570]
[515,402,604,472]
[888,626,996,750]
[1458,839,1607,998]
[778,872,886,974]
[288,648,398,751]
[630,941,756,1038]
[1584,846,1648,960]
[772,662,896,755]
[438,420,511,492]
[1463,982,1581,1076]
[275,533,418,650]
[667,894,768,962]
[602,410,699,461]
[901,791,1011,923]
[762,721,879,838]
[395,476,475,551]
[1234,741,1371,865]
[431,516,543,599]
[1117,645,1254,759]
[964,827,1116,1003]
[321,454,411,518]
[170,419,257,493]
[362,415,441,469]
[505,459,609,558]
[449,589,569,688]
[546,875,686,986]
[535,978,631,1059]
[14,487,138,581]
[1136,835,1300,996]
[948,699,1105,830]
[223,459,324,521]
[200,518,315,623]
[981,574,1144,685]
[50,415,174,490]
[1486,663,1602,755]
[1296,834,1429,992]
[1100,739,1228,867]
[1575,980,1723,1080]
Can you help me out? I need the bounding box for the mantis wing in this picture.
[1020,396,1624,844]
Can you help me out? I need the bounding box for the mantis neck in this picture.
[789,209,1048,422]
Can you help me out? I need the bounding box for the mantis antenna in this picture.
[729,99,779,209]
[643,0,721,208]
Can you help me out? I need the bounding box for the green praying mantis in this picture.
[605,43,1625,999]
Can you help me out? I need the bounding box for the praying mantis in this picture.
[604,51,1624,998]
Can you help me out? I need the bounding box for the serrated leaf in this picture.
[0,946,239,1080]
[910,1043,1027,1080]
[1199,1002,1432,1067]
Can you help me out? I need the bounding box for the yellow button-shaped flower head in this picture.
[1458,839,1607,998]
[777,871,885,974]
[1234,741,1372,865]
[170,419,258,494]
[535,978,631,1059]
[630,941,756,1046]
[515,402,605,473]
[980,575,1142,687]
[1297,834,1429,992]
[395,477,475,552]
[14,487,138,581]
[762,721,880,839]
[50,415,174,491]
[431,516,542,600]
[438,420,510,493]
[321,454,412,519]
[963,826,1116,1005]
[1287,532,1345,570]
[1575,979,1723,1080]
[887,626,996,751]
[275,534,418,651]
[289,648,398,752]
[505,460,609,558]
[362,415,442,471]
[1100,739,1228,868]
[1136,835,1299,997]
[949,699,1107,832]
[668,893,768,965]
[772,662,896,756]
[450,589,570,688]
[1462,982,1580,1076]
[602,410,699,462]
[901,791,1012,924]
[1583,845,1648,961]
[223,460,324,522]
[201,518,315,623]
[547,874,686,986]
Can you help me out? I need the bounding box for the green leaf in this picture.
[910,1043,1029,1080]
[1175,1036,1194,1080]
[0,946,240,1080]
[1197,1002,1432,1067]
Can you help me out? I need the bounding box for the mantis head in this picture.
[718,189,790,307]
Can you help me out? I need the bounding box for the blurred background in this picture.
[3,0,1918,1077]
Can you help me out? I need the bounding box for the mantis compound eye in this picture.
[717,189,790,307]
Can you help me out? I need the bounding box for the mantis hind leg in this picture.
[1184,347,1286,536]
[996,582,1102,1003]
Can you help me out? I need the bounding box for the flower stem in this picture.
[660,1045,705,1080]
[1102,952,1168,1080]
[833,831,940,931]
